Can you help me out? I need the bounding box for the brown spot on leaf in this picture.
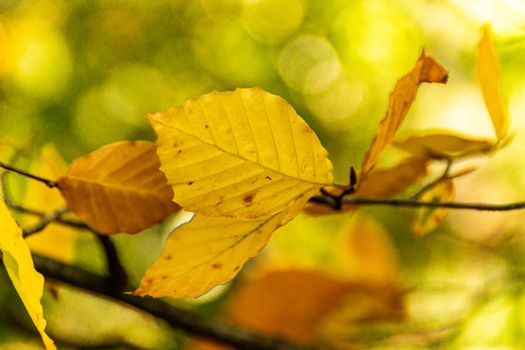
[165,255,172,260]
[187,181,194,186]
[205,124,209,129]
[243,192,255,206]
[233,266,240,272]
[212,262,222,269]
[265,176,272,181]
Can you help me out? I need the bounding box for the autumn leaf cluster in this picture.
[0,26,510,349]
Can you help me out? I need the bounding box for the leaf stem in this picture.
[0,161,57,188]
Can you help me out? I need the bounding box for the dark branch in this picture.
[23,207,69,237]
[96,235,128,290]
[31,254,317,350]
[309,196,525,211]
[0,161,57,188]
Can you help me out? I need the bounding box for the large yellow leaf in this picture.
[0,199,55,349]
[361,53,448,177]
[57,141,178,235]
[394,131,494,159]
[412,179,455,236]
[148,87,333,220]
[477,25,509,141]
[25,145,76,262]
[135,188,317,298]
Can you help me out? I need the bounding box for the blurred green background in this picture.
[2,0,525,349]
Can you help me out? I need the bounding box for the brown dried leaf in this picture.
[57,141,178,234]
[361,53,448,177]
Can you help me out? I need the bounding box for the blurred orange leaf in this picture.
[135,188,317,298]
[57,141,178,235]
[227,270,356,344]
[25,145,76,262]
[304,157,428,215]
[394,131,494,159]
[149,88,333,220]
[412,179,455,236]
[356,157,428,198]
[0,199,55,349]
[344,216,401,285]
[360,53,448,177]
[477,25,509,141]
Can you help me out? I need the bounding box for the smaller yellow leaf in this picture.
[412,179,455,236]
[57,141,179,234]
[135,188,317,298]
[477,25,509,141]
[25,145,76,262]
[360,53,448,177]
[394,131,494,159]
[0,199,55,350]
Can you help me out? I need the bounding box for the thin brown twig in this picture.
[0,161,56,188]
[309,196,525,211]
[22,206,69,237]
[411,158,453,199]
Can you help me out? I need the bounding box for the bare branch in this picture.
[30,254,318,350]
[0,161,57,188]
[23,206,69,237]
[96,235,128,290]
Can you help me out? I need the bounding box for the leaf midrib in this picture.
[153,118,332,186]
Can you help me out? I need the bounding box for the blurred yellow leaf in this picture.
[0,199,55,349]
[25,145,75,262]
[135,188,317,298]
[412,179,455,236]
[394,131,494,159]
[57,141,178,235]
[149,88,333,220]
[360,53,448,177]
[477,25,509,141]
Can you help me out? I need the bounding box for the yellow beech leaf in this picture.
[394,131,494,159]
[135,188,317,298]
[0,199,55,349]
[57,141,178,235]
[25,145,76,262]
[361,53,448,177]
[412,179,455,236]
[477,25,509,140]
[148,88,333,220]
